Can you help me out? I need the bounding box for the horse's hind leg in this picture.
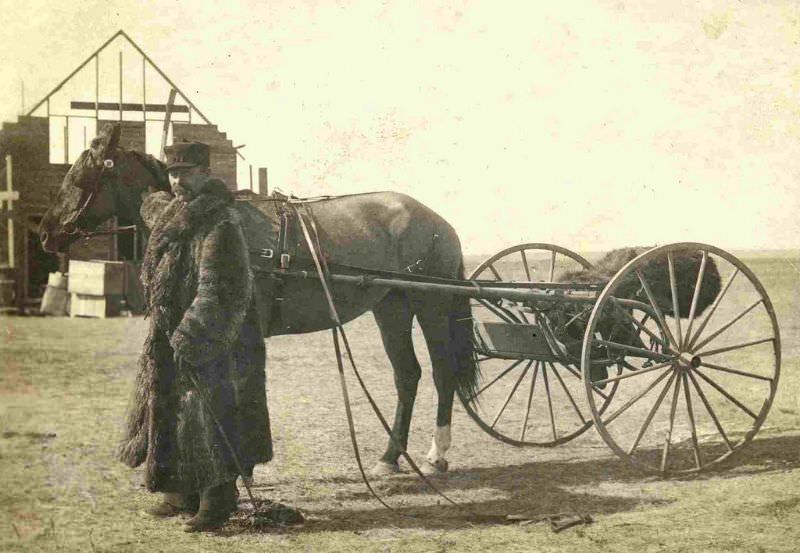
[414,294,458,475]
[371,290,421,475]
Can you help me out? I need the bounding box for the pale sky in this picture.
[1,1,799,254]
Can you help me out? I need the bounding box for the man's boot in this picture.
[146,491,199,518]
[183,480,238,532]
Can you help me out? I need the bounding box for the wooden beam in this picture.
[119,30,214,125]
[119,51,123,121]
[26,30,125,117]
[95,54,99,122]
[70,101,189,113]
[160,89,177,161]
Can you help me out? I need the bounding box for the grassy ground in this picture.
[1,253,799,552]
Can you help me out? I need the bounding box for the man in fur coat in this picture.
[117,141,272,532]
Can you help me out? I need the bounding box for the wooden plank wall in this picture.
[172,123,237,190]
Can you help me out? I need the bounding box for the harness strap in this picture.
[293,202,460,511]
[405,233,439,273]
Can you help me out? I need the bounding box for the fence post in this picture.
[2,155,17,268]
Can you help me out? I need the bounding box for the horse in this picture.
[39,123,479,476]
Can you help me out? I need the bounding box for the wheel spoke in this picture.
[548,250,556,282]
[660,374,683,473]
[692,368,758,420]
[635,269,679,351]
[520,249,532,282]
[487,263,503,281]
[490,360,533,429]
[699,361,773,382]
[593,360,674,386]
[594,339,673,362]
[697,337,774,359]
[628,368,678,455]
[549,362,587,425]
[687,369,733,451]
[682,372,703,470]
[518,361,539,441]
[561,362,610,400]
[683,250,708,345]
[687,268,740,350]
[542,363,557,441]
[603,368,673,426]
[469,359,526,402]
[667,253,684,350]
[610,298,669,350]
[691,299,764,352]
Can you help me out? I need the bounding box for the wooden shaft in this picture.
[281,270,619,306]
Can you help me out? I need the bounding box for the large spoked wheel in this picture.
[582,243,780,475]
[458,243,618,447]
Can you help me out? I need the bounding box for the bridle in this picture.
[61,126,137,239]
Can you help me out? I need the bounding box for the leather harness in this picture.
[242,192,440,333]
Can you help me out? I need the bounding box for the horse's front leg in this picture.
[370,291,421,475]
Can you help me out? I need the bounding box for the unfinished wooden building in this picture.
[0,30,255,309]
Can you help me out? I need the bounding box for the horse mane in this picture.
[127,149,170,192]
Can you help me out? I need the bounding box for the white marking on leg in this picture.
[426,425,451,464]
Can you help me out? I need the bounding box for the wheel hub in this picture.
[675,352,701,371]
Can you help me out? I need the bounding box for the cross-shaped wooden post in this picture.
[1,155,20,268]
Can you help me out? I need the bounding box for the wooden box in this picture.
[47,271,68,288]
[69,293,123,318]
[68,260,125,296]
[40,272,69,316]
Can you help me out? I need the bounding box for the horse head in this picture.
[39,123,169,253]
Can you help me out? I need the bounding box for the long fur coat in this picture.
[117,178,272,493]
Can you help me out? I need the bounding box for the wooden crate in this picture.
[40,272,69,316]
[69,293,123,318]
[68,260,125,296]
[47,271,68,289]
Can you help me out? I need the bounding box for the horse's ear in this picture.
[102,124,122,159]
[90,123,118,154]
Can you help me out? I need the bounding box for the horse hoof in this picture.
[369,461,400,476]
[421,459,449,475]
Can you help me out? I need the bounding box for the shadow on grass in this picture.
[221,432,800,535]
[225,453,655,535]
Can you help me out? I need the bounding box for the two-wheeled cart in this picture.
[288,242,780,475]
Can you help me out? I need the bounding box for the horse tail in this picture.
[450,261,480,406]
